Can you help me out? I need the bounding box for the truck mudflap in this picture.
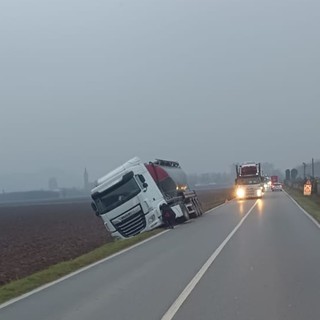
[182,190,203,218]
[166,190,203,219]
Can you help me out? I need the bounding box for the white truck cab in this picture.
[91,157,192,239]
[235,162,264,199]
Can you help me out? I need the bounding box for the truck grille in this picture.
[111,206,146,238]
[246,188,256,197]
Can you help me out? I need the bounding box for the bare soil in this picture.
[0,202,110,285]
[0,188,233,285]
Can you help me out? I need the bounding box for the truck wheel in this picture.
[195,200,203,216]
[190,202,199,218]
[180,204,190,222]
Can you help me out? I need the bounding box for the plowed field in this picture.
[0,188,233,285]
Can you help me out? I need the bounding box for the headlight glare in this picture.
[236,188,245,198]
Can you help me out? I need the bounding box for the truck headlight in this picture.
[236,188,245,198]
[148,215,156,224]
[257,189,262,197]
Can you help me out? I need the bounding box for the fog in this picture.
[1,0,320,191]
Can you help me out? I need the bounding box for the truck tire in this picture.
[194,199,203,216]
[197,202,203,216]
[189,200,199,218]
[180,203,190,222]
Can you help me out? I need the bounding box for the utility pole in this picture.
[312,158,315,179]
[303,162,307,180]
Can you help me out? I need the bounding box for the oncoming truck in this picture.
[90,157,202,239]
[235,162,264,199]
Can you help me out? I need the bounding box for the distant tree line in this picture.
[0,190,60,203]
[0,188,91,204]
[188,162,283,188]
[188,172,235,188]
[284,160,320,194]
[285,160,320,181]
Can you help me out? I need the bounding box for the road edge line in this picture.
[0,199,233,309]
[161,200,258,320]
[205,202,226,214]
[0,230,169,310]
[205,199,235,215]
[284,191,320,229]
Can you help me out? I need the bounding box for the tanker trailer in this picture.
[91,157,202,239]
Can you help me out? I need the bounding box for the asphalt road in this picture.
[1,191,320,320]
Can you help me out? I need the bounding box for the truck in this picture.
[90,157,203,239]
[235,162,264,199]
[271,175,279,185]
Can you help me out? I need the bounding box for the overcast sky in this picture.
[1,0,320,190]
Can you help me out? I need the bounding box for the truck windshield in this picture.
[237,177,261,185]
[240,167,257,175]
[95,177,141,214]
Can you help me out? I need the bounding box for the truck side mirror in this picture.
[91,202,99,216]
[143,182,148,190]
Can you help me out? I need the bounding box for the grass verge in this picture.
[285,188,320,223]
[0,196,229,305]
[0,229,163,305]
[202,200,226,212]
[198,190,234,213]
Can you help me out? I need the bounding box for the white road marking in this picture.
[0,230,169,310]
[206,202,228,215]
[284,191,320,229]
[0,199,231,310]
[161,200,258,320]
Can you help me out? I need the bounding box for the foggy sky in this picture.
[1,0,320,191]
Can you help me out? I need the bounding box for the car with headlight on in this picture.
[271,182,282,191]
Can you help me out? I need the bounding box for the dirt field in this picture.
[0,188,233,285]
[196,187,234,212]
[0,201,110,285]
